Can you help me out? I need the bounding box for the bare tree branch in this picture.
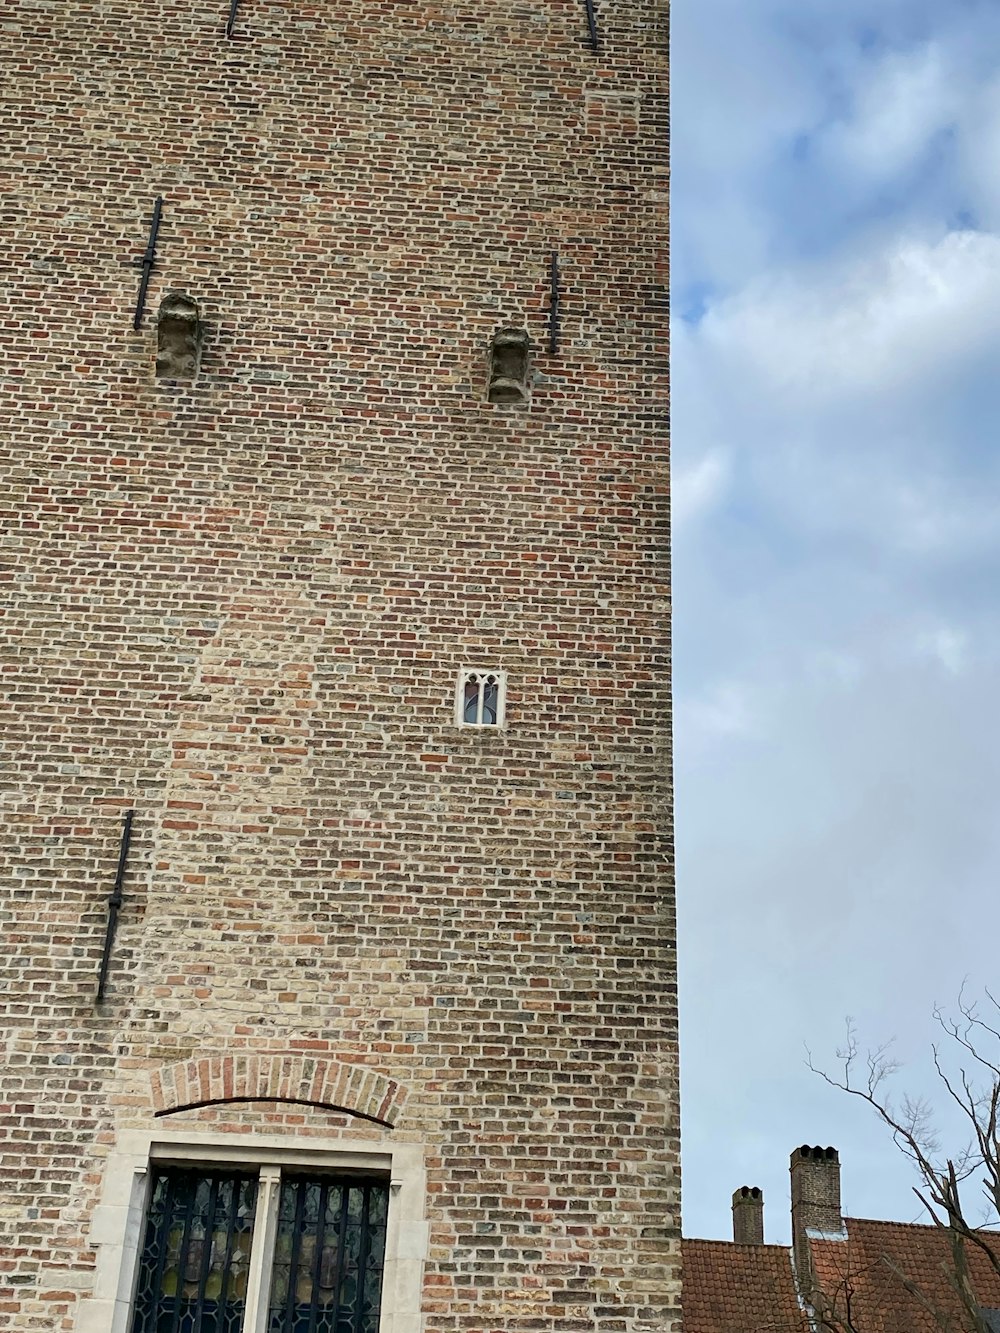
[808,996,1000,1333]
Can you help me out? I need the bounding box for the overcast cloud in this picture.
[674,0,1000,1243]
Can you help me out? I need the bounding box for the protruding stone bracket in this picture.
[156,292,203,379]
[151,1054,405,1127]
[487,327,531,405]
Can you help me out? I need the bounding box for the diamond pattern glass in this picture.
[266,1175,388,1333]
[130,1166,258,1333]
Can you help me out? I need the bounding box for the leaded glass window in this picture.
[129,1167,389,1333]
[130,1166,258,1333]
[266,1176,388,1333]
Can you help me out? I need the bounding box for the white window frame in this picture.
[454,667,507,728]
[75,1129,427,1333]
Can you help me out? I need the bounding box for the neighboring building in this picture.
[0,3,671,1332]
[683,1147,1000,1333]
[683,1232,806,1333]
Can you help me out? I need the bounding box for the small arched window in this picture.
[456,669,507,727]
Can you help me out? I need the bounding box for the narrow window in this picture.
[456,669,507,727]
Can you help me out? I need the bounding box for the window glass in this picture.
[463,680,481,724]
[266,1175,389,1333]
[130,1166,388,1333]
[130,1166,258,1333]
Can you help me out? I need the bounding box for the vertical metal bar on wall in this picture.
[132,198,163,331]
[95,808,135,1002]
[548,252,560,355]
[226,0,241,38]
[584,0,599,51]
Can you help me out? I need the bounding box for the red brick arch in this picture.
[150,1054,404,1127]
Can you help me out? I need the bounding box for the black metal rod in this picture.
[167,1184,198,1333]
[548,251,560,355]
[217,1177,244,1311]
[190,1175,221,1329]
[331,1185,351,1332]
[584,0,599,50]
[95,808,134,1003]
[352,1185,375,1333]
[306,1179,329,1333]
[284,1181,309,1329]
[147,1169,176,1320]
[132,197,162,331]
[226,0,240,38]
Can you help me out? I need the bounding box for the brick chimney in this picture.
[732,1185,764,1244]
[790,1145,843,1291]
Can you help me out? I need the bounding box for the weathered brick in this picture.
[0,0,673,1329]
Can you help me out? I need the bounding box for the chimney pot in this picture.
[732,1184,764,1245]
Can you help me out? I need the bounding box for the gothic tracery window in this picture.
[456,669,507,727]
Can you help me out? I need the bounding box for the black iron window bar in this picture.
[130,1166,258,1333]
[129,1166,389,1333]
[268,1174,388,1333]
[95,808,134,1003]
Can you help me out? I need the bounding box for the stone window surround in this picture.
[74,1127,428,1333]
[454,667,507,728]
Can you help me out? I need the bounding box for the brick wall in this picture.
[791,1147,843,1292]
[0,0,673,1328]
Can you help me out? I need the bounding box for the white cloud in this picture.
[808,649,864,689]
[823,42,959,181]
[885,478,1000,556]
[917,624,969,675]
[682,681,758,745]
[700,228,1000,403]
[673,450,730,530]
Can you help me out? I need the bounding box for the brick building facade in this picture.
[1,2,672,1330]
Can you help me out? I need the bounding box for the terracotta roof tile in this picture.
[810,1218,1000,1333]
[683,1239,808,1333]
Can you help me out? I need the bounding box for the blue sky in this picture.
[674,0,1000,1243]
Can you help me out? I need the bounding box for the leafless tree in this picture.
[808,989,1000,1333]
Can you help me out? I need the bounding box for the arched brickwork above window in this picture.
[150,1054,404,1127]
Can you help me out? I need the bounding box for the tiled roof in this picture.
[683,1239,808,1333]
[809,1217,1000,1333]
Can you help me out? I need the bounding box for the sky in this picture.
[673,0,1000,1244]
